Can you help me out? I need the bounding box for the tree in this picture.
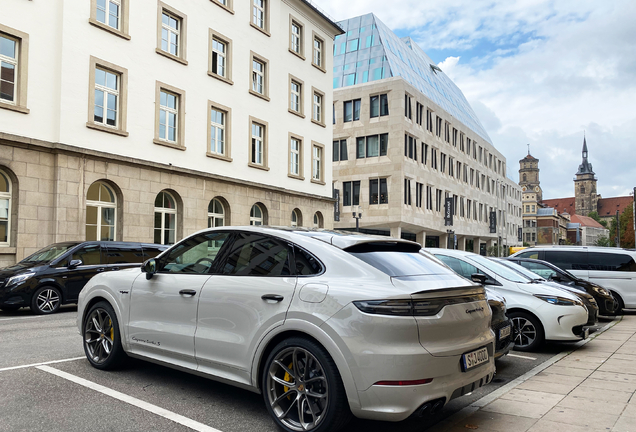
[620,205,634,248]
[588,211,608,228]
[594,236,612,247]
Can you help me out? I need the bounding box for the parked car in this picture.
[0,241,167,314]
[505,257,618,316]
[428,249,590,352]
[510,246,636,312]
[78,227,496,432]
[492,258,599,327]
[421,250,513,359]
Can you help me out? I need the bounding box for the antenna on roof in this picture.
[527,143,530,155]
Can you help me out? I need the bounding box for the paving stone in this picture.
[543,365,594,378]
[517,379,579,395]
[447,410,538,432]
[483,398,559,419]
[579,377,636,393]
[622,404,636,418]
[569,386,633,403]
[612,415,636,432]
[557,394,626,416]
[589,371,636,385]
[543,406,619,429]
[557,359,605,370]
[599,359,636,376]
[527,419,607,432]
[500,389,565,405]
[532,372,587,386]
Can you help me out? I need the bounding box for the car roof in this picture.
[517,245,635,253]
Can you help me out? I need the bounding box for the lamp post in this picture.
[353,205,362,232]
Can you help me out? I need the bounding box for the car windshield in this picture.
[494,259,544,281]
[349,251,457,277]
[469,255,531,283]
[21,243,78,264]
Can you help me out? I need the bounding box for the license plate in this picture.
[499,325,511,339]
[462,347,489,371]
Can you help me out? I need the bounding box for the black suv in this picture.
[0,241,167,314]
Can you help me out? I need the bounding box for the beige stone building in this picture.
[0,0,342,266]
[331,14,522,254]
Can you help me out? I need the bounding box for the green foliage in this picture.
[607,206,634,248]
[522,242,530,247]
[486,246,499,257]
[594,236,612,247]
[587,211,608,228]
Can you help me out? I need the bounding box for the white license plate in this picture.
[499,325,511,339]
[462,347,489,371]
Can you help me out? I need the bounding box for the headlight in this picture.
[534,294,581,306]
[592,286,610,297]
[6,272,35,287]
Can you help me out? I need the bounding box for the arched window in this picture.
[0,171,11,245]
[154,191,177,245]
[208,198,225,228]
[522,174,526,182]
[313,211,323,228]
[86,181,116,241]
[291,210,298,227]
[250,204,263,226]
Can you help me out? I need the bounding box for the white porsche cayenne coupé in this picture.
[78,227,495,432]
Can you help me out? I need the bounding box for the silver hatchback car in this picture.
[77,227,495,432]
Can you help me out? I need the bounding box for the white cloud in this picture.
[318,0,636,199]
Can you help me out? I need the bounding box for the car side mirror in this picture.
[551,275,562,282]
[68,259,82,269]
[142,258,157,280]
[471,273,487,285]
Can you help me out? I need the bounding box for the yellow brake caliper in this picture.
[284,362,293,399]
[109,318,114,341]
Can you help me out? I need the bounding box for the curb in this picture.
[430,315,624,432]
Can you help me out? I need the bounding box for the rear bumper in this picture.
[492,319,513,358]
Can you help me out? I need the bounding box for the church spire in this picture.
[577,135,594,175]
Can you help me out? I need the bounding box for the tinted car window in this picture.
[349,251,455,277]
[544,250,588,270]
[141,244,166,259]
[105,243,144,264]
[162,232,229,274]
[222,233,291,277]
[516,250,539,260]
[518,261,559,279]
[72,245,102,265]
[588,252,636,272]
[469,255,530,283]
[294,246,323,276]
[22,243,79,264]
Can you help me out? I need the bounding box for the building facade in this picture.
[330,14,522,253]
[0,0,342,266]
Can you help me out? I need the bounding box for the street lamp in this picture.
[353,205,363,232]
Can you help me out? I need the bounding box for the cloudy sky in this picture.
[318,0,636,199]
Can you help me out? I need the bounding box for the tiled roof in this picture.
[570,214,605,229]
[541,197,575,213]
[598,196,633,217]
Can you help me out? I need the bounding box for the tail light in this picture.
[353,293,486,317]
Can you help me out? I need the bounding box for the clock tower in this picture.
[519,151,542,201]
[574,137,598,216]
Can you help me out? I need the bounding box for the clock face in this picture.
[521,186,527,192]
[534,186,540,192]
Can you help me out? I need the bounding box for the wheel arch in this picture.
[34,279,67,303]
[609,290,625,311]
[80,290,128,349]
[506,307,545,335]
[251,323,361,412]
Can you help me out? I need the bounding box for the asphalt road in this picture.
[0,307,619,432]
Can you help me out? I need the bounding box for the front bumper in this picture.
[352,344,496,422]
[492,319,514,358]
[542,304,590,341]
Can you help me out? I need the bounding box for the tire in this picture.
[31,286,62,315]
[0,305,21,312]
[261,337,351,432]
[611,291,625,314]
[509,311,544,352]
[82,301,127,370]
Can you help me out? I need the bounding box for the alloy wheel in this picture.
[512,317,536,348]
[84,308,114,364]
[266,347,329,431]
[36,288,60,313]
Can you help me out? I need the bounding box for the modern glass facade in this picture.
[334,13,492,145]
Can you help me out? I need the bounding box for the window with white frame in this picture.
[0,171,11,245]
[250,204,263,225]
[161,11,180,56]
[252,0,266,30]
[290,80,301,113]
[209,107,225,155]
[208,198,224,227]
[159,90,178,142]
[313,92,322,123]
[290,21,301,55]
[154,191,177,245]
[252,58,264,95]
[312,144,322,182]
[290,137,301,177]
[85,181,116,241]
[251,121,264,165]
[313,36,323,68]
[93,67,119,127]
[211,37,227,77]
[96,0,121,30]
[0,34,18,105]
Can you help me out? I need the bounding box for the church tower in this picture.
[574,136,598,216]
[519,150,542,201]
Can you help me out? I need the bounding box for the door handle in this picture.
[261,294,284,302]
[179,289,197,296]
[96,268,105,272]
[111,267,120,271]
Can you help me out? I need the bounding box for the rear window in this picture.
[348,251,456,277]
[544,250,588,270]
[105,243,144,264]
[516,250,539,260]
[588,252,636,272]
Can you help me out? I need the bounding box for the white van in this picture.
[511,246,636,310]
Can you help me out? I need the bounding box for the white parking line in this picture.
[0,356,86,372]
[507,353,537,360]
[0,315,47,322]
[37,365,223,432]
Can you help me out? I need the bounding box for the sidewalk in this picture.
[436,315,636,432]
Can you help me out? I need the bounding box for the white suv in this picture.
[77,227,495,431]
[428,249,590,351]
[511,246,636,311]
